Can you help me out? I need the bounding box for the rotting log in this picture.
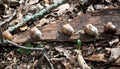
[12,9,120,43]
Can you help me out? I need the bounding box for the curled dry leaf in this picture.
[19,25,28,31]
[35,18,49,27]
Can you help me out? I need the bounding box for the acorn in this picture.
[61,24,74,35]
[3,31,13,40]
[84,24,99,37]
[104,22,117,34]
[30,27,42,40]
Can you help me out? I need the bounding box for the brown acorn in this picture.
[84,24,99,37]
[104,22,117,34]
[30,27,42,40]
[3,31,13,40]
[61,24,74,35]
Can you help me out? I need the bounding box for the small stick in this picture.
[5,40,44,50]
[6,0,66,32]
[76,50,91,69]
[6,40,54,69]
[43,49,54,69]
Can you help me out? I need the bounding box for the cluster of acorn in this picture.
[2,27,42,41]
[60,21,117,37]
[2,22,117,41]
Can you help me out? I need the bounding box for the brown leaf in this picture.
[29,0,39,5]
[85,54,107,62]
[19,25,28,31]
[109,47,120,61]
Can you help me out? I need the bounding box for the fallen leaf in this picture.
[55,46,71,58]
[85,54,107,62]
[44,0,52,6]
[20,25,28,31]
[55,3,70,16]
[29,0,39,5]
[109,47,120,61]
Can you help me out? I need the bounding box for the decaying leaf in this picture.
[109,47,120,61]
[55,46,71,58]
[85,54,107,62]
[35,18,49,27]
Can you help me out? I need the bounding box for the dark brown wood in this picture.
[12,10,120,43]
[39,14,120,42]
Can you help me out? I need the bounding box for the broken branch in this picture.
[4,40,54,69]
[43,49,54,69]
[75,50,91,69]
[5,40,44,50]
[6,0,66,32]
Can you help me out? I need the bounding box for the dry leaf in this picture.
[54,3,70,16]
[44,0,52,6]
[109,47,120,61]
[85,54,107,62]
[35,18,49,27]
[20,25,28,31]
[29,0,39,5]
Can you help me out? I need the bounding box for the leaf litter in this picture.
[0,0,120,69]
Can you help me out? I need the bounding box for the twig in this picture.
[75,50,91,69]
[99,57,120,69]
[5,40,44,50]
[0,27,4,43]
[6,0,66,32]
[0,10,17,26]
[5,40,54,69]
[43,49,54,69]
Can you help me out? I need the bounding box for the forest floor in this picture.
[0,0,120,69]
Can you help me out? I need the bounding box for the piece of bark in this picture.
[12,9,120,43]
[92,8,120,16]
[12,30,32,44]
[40,14,120,42]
